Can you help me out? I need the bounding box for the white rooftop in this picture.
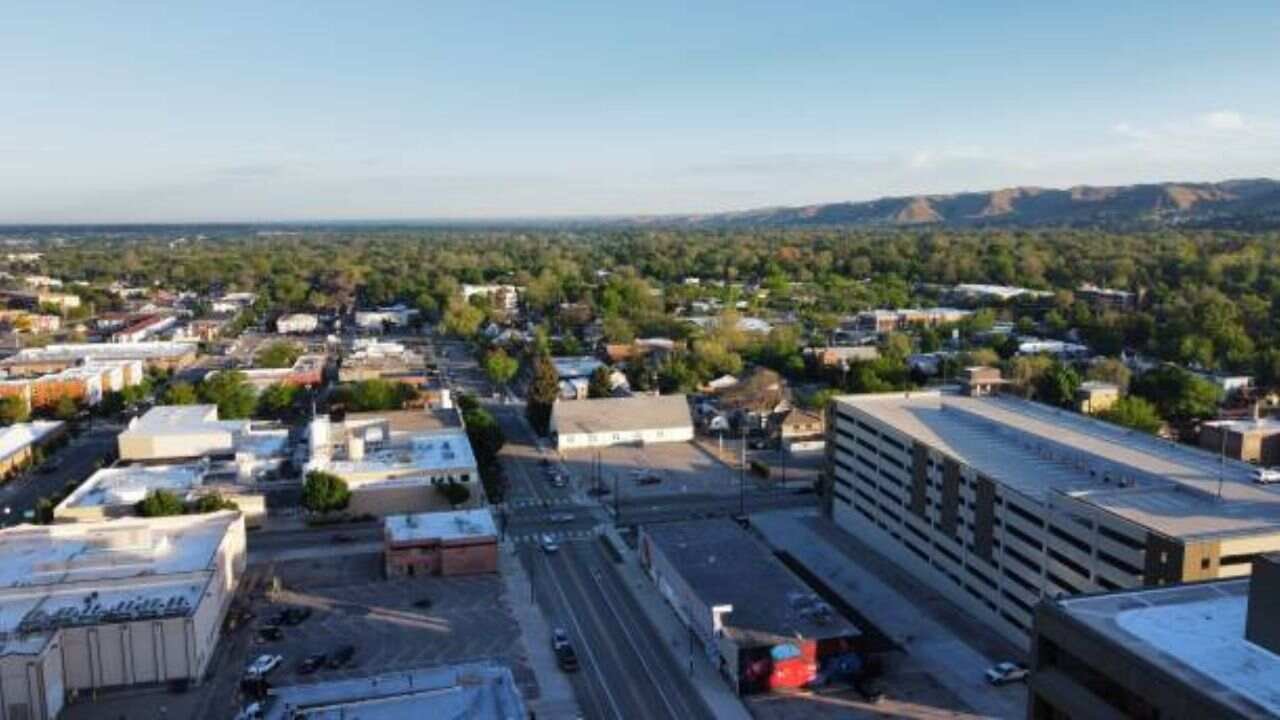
[385,509,497,544]
[0,421,63,462]
[1059,579,1279,717]
[323,429,477,482]
[551,356,604,379]
[2,341,196,363]
[835,391,1280,539]
[264,661,526,720]
[58,463,206,509]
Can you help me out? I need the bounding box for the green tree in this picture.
[191,492,239,513]
[136,489,185,517]
[436,481,472,507]
[198,371,257,419]
[463,403,506,462]
[255,341,303,369]
[0,396,30,425]
[1087,357,1132,392]
[302,471,352,513]
[257,383,300,419]
[332,380,418,411]
[483,349,519,388]
[53,396,79,421]
[1035,362,1081,408]
[526,351,560,435]
[442,299,485,338]
[1099,396,1163,435]
[1131,367,1221,426]
[162,381,199,405]
[1007,355,1053,398]
[587,366,613,398]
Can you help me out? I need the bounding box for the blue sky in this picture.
[2,1,1278,221]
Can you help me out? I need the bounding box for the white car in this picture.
[541,534,560,553]
[985,661,1029,686]
[245,654,283,678]
[1253,468,1280,485]
[234,702,263,720]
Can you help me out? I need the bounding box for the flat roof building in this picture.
[307,412,481,517]
[383,509,498,577]
[117,405,288,479]
[0,512,245,720]
[550,394,693,450]
[262,661,526,719]
[1200,416,1280,467]
[0,421,65,480]
[826,390,1280,648]
[640,519,861,695]
[0,341,197,376]
[1030,555,1280,719]
[54,462,267,527]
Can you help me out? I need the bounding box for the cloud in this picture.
[1201,110,1246,131]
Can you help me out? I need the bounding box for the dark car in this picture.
[331,533,356,543]
[256,627,283,642]
[552,628,579,672]
[281,608,313,626]
[412,597,434,609]
[327,645,355,669]
[298,654,326,675]
[635,473,661,485]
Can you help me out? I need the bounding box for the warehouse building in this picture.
[383,509,498,577]
[0,512,246,720]
[1029,555,1280,719]
[550,394,693,451]
[826,390,1280,648]
[640,519,861,695]
[0,421,66,480]
[117,405,289,481]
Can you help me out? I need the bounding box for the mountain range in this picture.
[643,178,1280,230]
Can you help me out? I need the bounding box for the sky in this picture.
[1,1,1279,222]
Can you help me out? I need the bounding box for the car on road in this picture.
[256,626,283,642]
[233,702,263,720]
[413,597,434,609]
[245,654,283,678]
[552,628,579,672]
[1253,467,1280,484]
[635,473,662,485]
[550,513,574,523]
[327,644,356,669]
[985,661,1029,686]
[279,607,313,626]
[331,533,357,543]
[541,533,560,553]
[298,654,327,675]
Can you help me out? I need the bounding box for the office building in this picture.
[0,512,245,720]
[1029,555,1280,720]
[383,509,498,577]
[826,390,1280,648]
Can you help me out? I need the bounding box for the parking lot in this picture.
[240,553,535,694]
[560,440,752,500]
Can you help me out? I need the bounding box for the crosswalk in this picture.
[506,529,597,545]
[506,497,581,510]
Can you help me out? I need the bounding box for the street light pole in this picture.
[739,424,746,517]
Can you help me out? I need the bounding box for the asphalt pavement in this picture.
[0,423,118,524]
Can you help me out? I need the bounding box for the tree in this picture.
[463,404,506,462]
[526,351,560,435]
[1087,357,1132,392]
[442,299,485,338]
[302,471,352,513]
[0,396,30,425]
[257,383,299,419]
[483,349,519,388]
[256,341,302,369]
[1099,396,1163,435]
[1035,362,1081,408]
[199,371,257,419]
[332,380,418,411]
[1131,366,1221,426]
[163,381,199,405]
[136,489,185,517]
[191,492,239,513]
[588,366,613,398]
[53,396,79,421]
[436,481,472,507]
[1007,355,1053,398]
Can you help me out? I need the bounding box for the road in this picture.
[0,424,118,524]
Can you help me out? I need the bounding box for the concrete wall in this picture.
[385,539,497,577]
[118,429,233,461]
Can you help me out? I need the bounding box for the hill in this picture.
[645,178,1280,230]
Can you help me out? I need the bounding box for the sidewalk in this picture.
[601,525,753,720]
[500,546,584,720]
[750,509,1025,720]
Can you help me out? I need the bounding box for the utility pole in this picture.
[739,423,746,517]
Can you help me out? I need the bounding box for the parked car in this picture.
[233,702,263,720]
[331,533,357,543]
[541,534,560,553]
[280,608,313,626]
[1253,468,1280,485]
[985,661,1029,686]
[552,628,579,672]
[635,473,661,485]
[298,654,326,675]
[328,644,356,669]
[550,513,574,524]
[413,597,434,609]
[256,626,283,642]
[245,654,283,678]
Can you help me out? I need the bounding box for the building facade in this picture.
[550,394,694,451]
[382,510,498,577]
[826,391,1280,648]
